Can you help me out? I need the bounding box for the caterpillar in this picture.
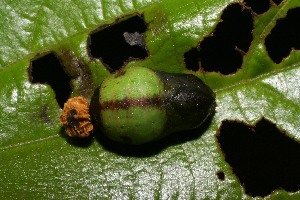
[60,66,216,145]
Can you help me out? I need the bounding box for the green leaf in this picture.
[1,0,300,199]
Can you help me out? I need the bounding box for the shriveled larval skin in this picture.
[90,66,216,145]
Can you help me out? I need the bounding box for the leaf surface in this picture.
[1,0,300,199]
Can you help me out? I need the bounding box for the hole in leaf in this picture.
[217,171,225,181]
[217,118,300,197]
[88,15,148,72]
[272,0,284,5]
[265,8,300,64]
[183,48,200,72]
[244,0,270,14]
[184,3,253,75]
[29,52,72,108]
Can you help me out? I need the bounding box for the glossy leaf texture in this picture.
[1,0,300,199]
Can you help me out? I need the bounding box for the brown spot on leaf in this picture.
[40,105,51,124]
[59,49,96,98]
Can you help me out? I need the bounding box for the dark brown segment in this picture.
[155,71,216,135]
[100,96,164,110]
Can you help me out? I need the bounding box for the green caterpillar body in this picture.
[90,66,216,145]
